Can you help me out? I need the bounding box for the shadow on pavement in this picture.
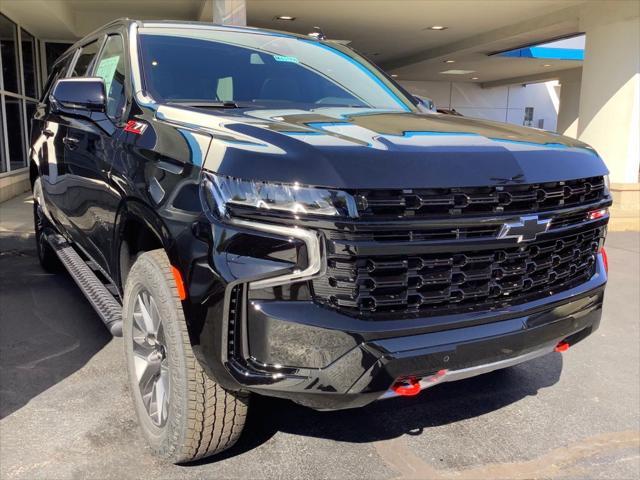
[0,231,564,456]
[0,234,112,419]
[204,343,563,464]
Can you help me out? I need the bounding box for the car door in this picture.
[35,50,77,232]
[63,33,128,277]
[51,37,115,269]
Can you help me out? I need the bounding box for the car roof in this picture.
[54,18,322,69]
[139,19,305,37]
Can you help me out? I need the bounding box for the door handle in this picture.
[63,136,80,150]
[43,129,55,137]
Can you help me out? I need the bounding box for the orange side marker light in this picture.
[171,265,187,300]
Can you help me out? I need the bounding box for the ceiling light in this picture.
[391,74,398,78]
[440,69,475,75]
[444,59,455,64]
[543,64,552,67]
[428,25,448,30]
[471,77,479,80]
[275,15,296,21]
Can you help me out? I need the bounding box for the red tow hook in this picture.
[391,376,421,396]
[555,341,570,352]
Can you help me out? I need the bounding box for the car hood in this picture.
[156,105,608,189]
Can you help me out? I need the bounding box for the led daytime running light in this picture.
[203,172,359,218]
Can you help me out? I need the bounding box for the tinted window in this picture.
[0,14,20,94]
[41,54,74,102]
[71,40,100,77]
[138,28,413,111]
[45,42,73,76]
[94,35,127,120]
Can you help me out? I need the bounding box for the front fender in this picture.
[113,198,177,282]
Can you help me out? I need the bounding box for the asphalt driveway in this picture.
[1,193,638,479]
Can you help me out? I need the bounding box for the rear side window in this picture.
[94,35,127,120]
[71,40,100,77]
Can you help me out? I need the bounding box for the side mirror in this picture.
[51,77,106,114]
[413,95,436,113]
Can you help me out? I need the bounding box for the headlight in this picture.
[202,172,359,218]
[603,174,610,195]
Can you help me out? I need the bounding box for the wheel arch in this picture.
[114,198,179,292]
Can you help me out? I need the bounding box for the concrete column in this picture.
[577,1,640,183]
[199,0,247,26]
[556,69,582,138]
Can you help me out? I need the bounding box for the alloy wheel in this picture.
[132,289,170,427]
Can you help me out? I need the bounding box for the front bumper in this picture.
[215,258,605,410]
[182,210,608,411]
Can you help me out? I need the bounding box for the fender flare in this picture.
[113,198,181,287]
[113,197,207,355]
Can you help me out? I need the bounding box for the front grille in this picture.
[325,224,501,243]
[353,176,606,218]
[312,226,604,318]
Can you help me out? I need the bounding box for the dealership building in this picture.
[0,0,638,226]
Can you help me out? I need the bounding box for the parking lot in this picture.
[1,192,639,479]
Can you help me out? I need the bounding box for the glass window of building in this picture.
[21,28,39,99]
[0,14,21,94]
[4,97,26,171]
[0,106,5,173]
[1,14,43,173]
[0,14,65,175]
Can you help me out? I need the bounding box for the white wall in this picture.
[576,0,639,184]
[556,69,582,138]
[400,80,559,131]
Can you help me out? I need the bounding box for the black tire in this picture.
[123,249,249,463]
[33,195,62,273]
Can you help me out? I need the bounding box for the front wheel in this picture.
[123,249,248,463]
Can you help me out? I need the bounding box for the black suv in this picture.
[29,19,611,463]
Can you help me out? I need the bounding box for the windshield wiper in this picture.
[168,101,242,109]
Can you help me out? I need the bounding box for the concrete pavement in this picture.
[1,192,638,479]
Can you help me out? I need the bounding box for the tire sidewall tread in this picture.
[123,249,248,464]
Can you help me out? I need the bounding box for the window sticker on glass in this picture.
[250,53,265,65]
[273,55,299,63]
[95,56,120,92]
[216,77,233,101]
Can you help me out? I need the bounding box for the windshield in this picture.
[138,27,415,111]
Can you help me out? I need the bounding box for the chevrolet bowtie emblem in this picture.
[497,215,551,242]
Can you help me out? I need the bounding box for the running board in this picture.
[47,234,123,336]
